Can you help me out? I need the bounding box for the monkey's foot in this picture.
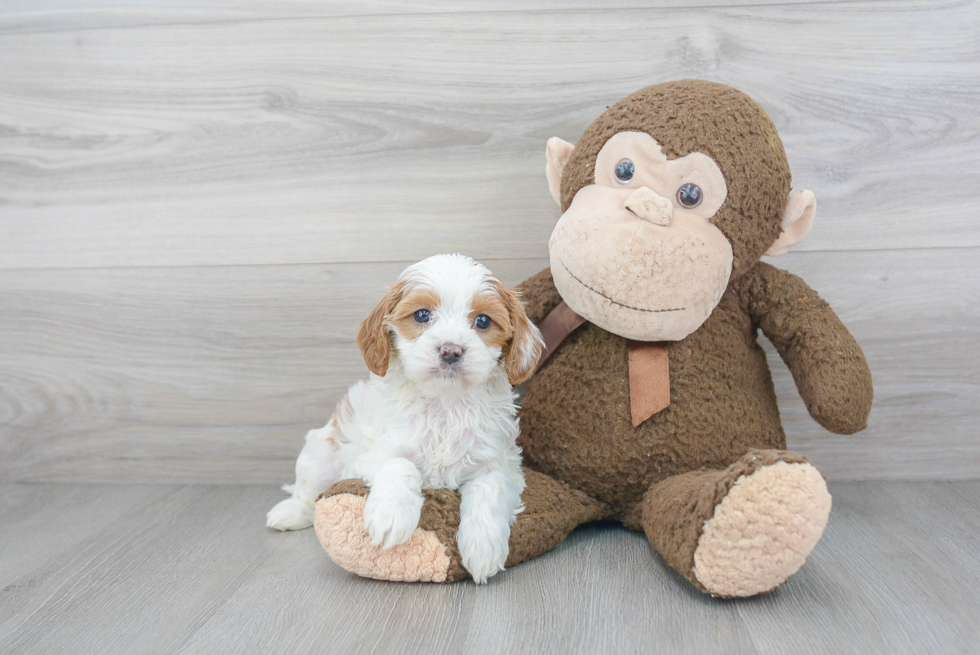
[692,458,832,597]
[314,480,467,583]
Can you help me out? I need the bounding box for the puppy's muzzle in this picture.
[439,343,464,365]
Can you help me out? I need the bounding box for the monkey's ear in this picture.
[766,190,817,257]
[545,137,576,207]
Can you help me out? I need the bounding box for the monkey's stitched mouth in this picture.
[559,259,684,314]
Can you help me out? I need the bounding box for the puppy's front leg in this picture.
[359,457,424,550]
[457,470,525,584]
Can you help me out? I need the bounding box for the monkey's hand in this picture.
[738,262,873,434]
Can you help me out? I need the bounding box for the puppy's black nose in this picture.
[439,343,464,365]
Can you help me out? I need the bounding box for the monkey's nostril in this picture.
[439,343,464,365]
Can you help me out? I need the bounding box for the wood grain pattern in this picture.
[1,0,977,270]
[0,484,172,588]
[0,258,549,483]
[1,249,976,483]
[0,485,282,653]
[1,0,977,485]
[0,0,862,33]
[0,482,977,654]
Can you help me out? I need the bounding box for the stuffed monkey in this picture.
[314,80,873,597]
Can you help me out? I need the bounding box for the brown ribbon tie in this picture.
[536,301,671,427]
[626,340,670,427]
[535,301,588,372]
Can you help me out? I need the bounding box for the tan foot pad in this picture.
[314,493,453,583]
[693,462,832,597]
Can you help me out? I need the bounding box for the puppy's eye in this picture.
[676,183,703,208]
[413,309,431,324]
[474,314,491,330]
[614,158,635,184]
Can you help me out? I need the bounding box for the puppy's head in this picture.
[356,254,544,394]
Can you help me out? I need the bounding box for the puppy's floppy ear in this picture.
[356,282,404,377]
[500,285,545,385]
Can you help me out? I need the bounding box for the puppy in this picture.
[267,254,544,583]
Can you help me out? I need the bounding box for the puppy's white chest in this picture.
[400,408,482,486]
[419,424,475,466]
[427,441,457,468]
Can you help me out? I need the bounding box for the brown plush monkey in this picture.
[314,80,873,598]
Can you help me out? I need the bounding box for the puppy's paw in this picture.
[457,519,509,584]
[267,497,313,531]
[315,484,466,583]
[363,486,423,549]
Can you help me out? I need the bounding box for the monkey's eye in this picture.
[413,309,431,324]
[474,314,491,330]
[614,158,635,184]
[676,183,703,208]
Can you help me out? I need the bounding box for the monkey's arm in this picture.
[515,268,564,325]
[737,262,873,434]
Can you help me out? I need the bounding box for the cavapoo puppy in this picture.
[267,254,544,583]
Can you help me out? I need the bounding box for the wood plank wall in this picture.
[1,0,977,483]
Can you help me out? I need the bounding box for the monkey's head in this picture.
[545,80,817,341]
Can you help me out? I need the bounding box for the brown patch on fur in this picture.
[491,281,544,385]
[357,281,406,377]
[470,291,512,350]
[329,394,356,436]
[389,288,440,341]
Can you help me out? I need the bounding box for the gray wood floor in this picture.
[2,0,979,486]
[0,481,977,654]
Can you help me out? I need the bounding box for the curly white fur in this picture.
[267,254,543,584]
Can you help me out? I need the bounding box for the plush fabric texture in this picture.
[549,130,735,342]
[505,469,609,567]
[315,479,467,582]
[636,449,818,595]
[559,79,791,281]
[313,469,607,582]
[519,268,787,517]
[315,491,455,583]
[693,460,831,597]
[518,265,872,513]
[737,262,873,434]
[512,264,870,593]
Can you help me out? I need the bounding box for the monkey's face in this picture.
[549,132,734,341]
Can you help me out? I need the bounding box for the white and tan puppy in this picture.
[267,254,544,583]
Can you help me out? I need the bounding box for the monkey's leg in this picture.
[314,469,607,583]
[640,449,831,598]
